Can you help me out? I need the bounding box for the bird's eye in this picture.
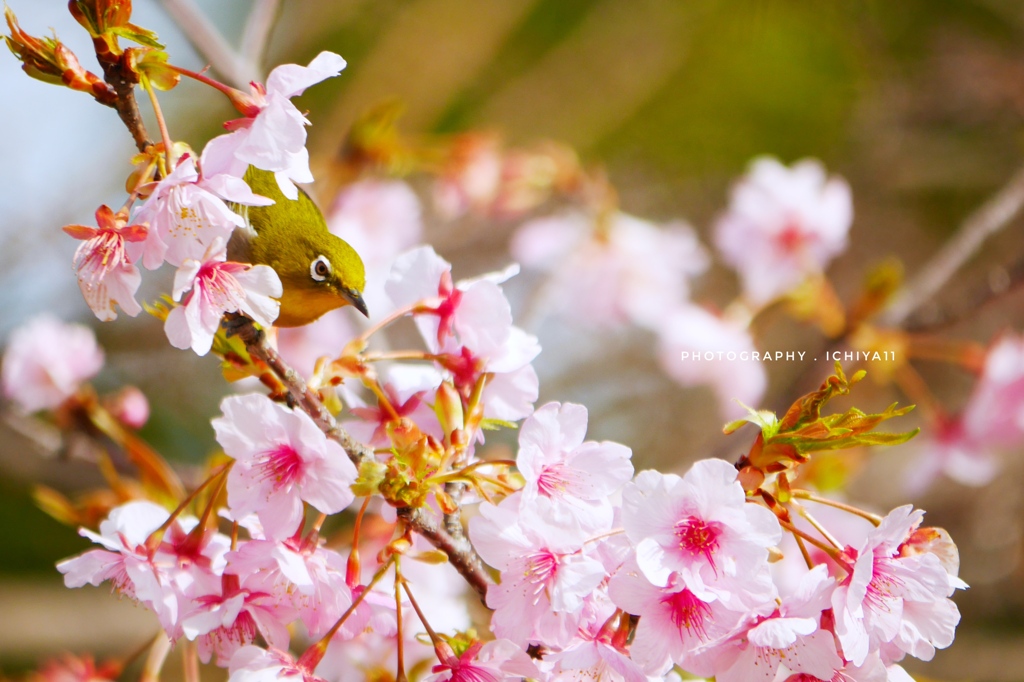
[311,255,332,282]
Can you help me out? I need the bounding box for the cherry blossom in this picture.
[57,502,206,636]
[715,157,852,306]
[831,506,964,667]
[212,393,358,540]
[227,646,326,682]
[688,566,841,682]
[909,332,1024,491]
[511,210,708,328]
[181,571,295,666]
[205,52,347,199]
[63,205,146,321]
[608,563,744,675]
[134,153,271,270]
[468,494,610,648]
[2,314,104,413]
[225,537,359,639]
[516,401,633,511]
[164,238,282,356]
[657,304,767,420]
[386,246,540,421]
[621,461,781,610]
[345,364,444,447]
[425,639,539,682]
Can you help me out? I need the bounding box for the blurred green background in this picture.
[2,0,1024,679]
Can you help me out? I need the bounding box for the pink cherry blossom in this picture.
[688,565,841,682]
[386,247,540,422]
[212,393,358,540]
[182,571,295,666]
[516,402,633,510]
[621,461,781,611]
[715,157,852,306]
[225,537,359,639]
[425,639,539,682]
[345,364,443,447]
[830,506,964,667]
[206,52,347,200]
[656,304,767,420]
[57,501,216,636]
[909,332,1024,491]
[164,238,282,356]
[134,154,271,270]
[63,205,146,321]
[2,314,104,413]
[511,210,708,329]
[228,646,326,682]
[608,564,744,675]
[468,495,610,648]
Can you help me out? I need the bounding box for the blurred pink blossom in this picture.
[656,304,766,420]
[512,210,708,329]
[714,157,852,306]
[909,332,1024,491]
[2,314,104,412]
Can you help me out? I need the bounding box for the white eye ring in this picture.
[311,255,332,282]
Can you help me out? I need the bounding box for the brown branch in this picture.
[227,316,372,466]
[398,506,492,602]
[228,317,494,601]
[96,54,153,153]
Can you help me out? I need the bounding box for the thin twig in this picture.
[241,0,281,70]
[159,0,256,89]
[881,163,1024,327]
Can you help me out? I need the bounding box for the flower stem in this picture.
[141,77,174,170]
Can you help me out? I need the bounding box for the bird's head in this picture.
[272,230,368,327]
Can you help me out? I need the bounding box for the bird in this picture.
[228,166,368,327]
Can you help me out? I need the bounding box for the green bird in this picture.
[229,167,368,327]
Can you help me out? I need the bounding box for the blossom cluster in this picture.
[64,52,349,355]
[29,243,964,682]
[0,9,983,681]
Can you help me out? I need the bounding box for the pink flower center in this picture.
[258,444,304,486]
[674,515,720,569]
[536,463,572,497]
[435,270,464,345]
[661,588,712,640]
[865,557,904,613]
[75,230,128,282]
[776,220,806,252]
[196,262,248,313]
[523,549,559,604]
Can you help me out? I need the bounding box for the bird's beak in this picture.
[343,288,369,317]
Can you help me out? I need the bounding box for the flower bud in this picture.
[434,381,464,437]
[104,385,149,429]
[4,8,116,104]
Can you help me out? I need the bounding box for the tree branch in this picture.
[399,506,492,602]
[881,163,1024,327]
[241,0,281,70]
[228,317,494,602]
[159,0,257,89]
[96,56,153,153]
